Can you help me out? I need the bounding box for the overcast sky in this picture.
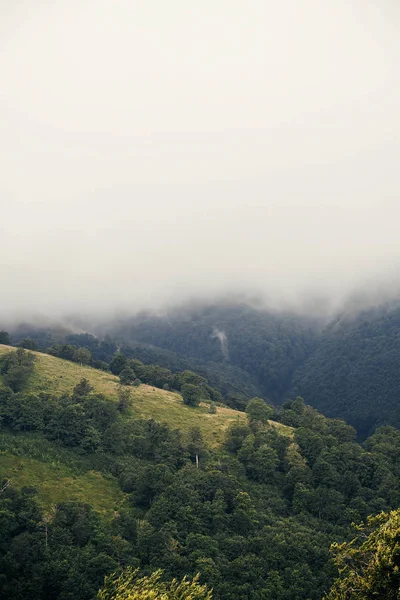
[1,0,400,318]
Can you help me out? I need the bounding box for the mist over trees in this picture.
[6,297,400,436]
[3,301,400,598]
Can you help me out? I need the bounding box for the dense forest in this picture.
[292,303,400,437]
[2,344,400,598]
[105,303,319,404]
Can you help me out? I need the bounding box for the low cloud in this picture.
[1,1,400,321]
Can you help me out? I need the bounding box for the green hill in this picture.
[0,344,292,516]
[0,344,250,446]
[3,344,400,599]
[0,344,243,512]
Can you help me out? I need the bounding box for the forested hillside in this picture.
[104,303,320,403]
[106,300,400,436]
[8,298,400,437]
[7,324,262,409]
[2,344,400,598]
[292,302,400,437]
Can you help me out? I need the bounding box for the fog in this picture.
[1,0,400,320]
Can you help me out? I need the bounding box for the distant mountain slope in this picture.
[117,343,262,406]
[107,302,320,402]
[292,303,400,436]
[11,298,400,436]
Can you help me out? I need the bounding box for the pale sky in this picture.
[1,1,400,317]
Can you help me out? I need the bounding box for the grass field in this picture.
[0,451,124,517]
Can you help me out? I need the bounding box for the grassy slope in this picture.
[0,345,291,513]
[0,451,124,517]
[0,344,248,446]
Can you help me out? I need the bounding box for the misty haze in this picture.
[1,2,400,600]
[1,0,400,319]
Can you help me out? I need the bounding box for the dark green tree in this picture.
[18,338,38,350]
[73,347,92,365]
[109,353,128,376]
[117,385,132,413]
[0,330,11,345]
[181,384,202,407]
[119,367,136,386]
[245,397,273,426]
[72,378,93,399]
[0,348,36,392]
[225,421,251,454]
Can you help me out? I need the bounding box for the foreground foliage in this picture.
[325,510,400,599]
[98,568,212,600]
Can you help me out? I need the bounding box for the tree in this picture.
[73,347,92,365]
[109,353,128,376]
[186,426,207,466]
[0,330,11,345]
[72,378,93,399]
[117,385,132,413]
[119,367,136,386]
[142,365,172,388]
[4,366,32,393]
[181,384,202,407]
[97,568,212,600]
[46,403,87,446]
[250,444,279,483]
[174,370,208,389]
[55,344,76,361]
[18,338,37,351]
[224,420,251,454]
[209,402,217,414]
[0,348,36,392]
[325,510,400,599]
[326,419,356,443]
[245,398,273,426]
